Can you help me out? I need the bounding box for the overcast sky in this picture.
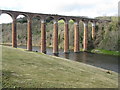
[0,0,119,23]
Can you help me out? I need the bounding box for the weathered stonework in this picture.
[12,18,17,48]
[53,20,58,54]
[64,20,69,53]
[27,18,32,51]
[1,10,110,53]
[83,21,88,51]
[74,21,79,52]
[41,19,46,53]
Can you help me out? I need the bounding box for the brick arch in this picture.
[0,13,13,45]
[1,12,16,20]
[69,18,76,22]
[16,13,29,20]
[58,17,66,22]
[16,14,28,48]
[32,14,42,19]
[45,16,55,22]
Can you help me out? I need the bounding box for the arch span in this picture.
[1,10,110,53]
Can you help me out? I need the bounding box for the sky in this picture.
[0,0,119,23]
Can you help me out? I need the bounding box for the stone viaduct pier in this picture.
[0,10,110,54]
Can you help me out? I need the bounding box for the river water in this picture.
[18,45,119,73]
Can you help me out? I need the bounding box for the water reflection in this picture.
[74,53,80,61]
[53,53,59,56]
[81,52,87,63]
[64,53,70,59]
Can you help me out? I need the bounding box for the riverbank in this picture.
[2,45,118,88]
[91,49,120,56]
[1,43,120,56]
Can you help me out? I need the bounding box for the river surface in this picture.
[17,45,119,73]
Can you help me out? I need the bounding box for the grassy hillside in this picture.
[2,45,118,88]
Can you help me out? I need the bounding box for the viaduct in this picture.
[0,10,110,54]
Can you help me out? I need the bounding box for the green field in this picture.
[2,45,118,88]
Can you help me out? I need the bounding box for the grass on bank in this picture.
[2,45,118,88]
[91,49,120,56]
